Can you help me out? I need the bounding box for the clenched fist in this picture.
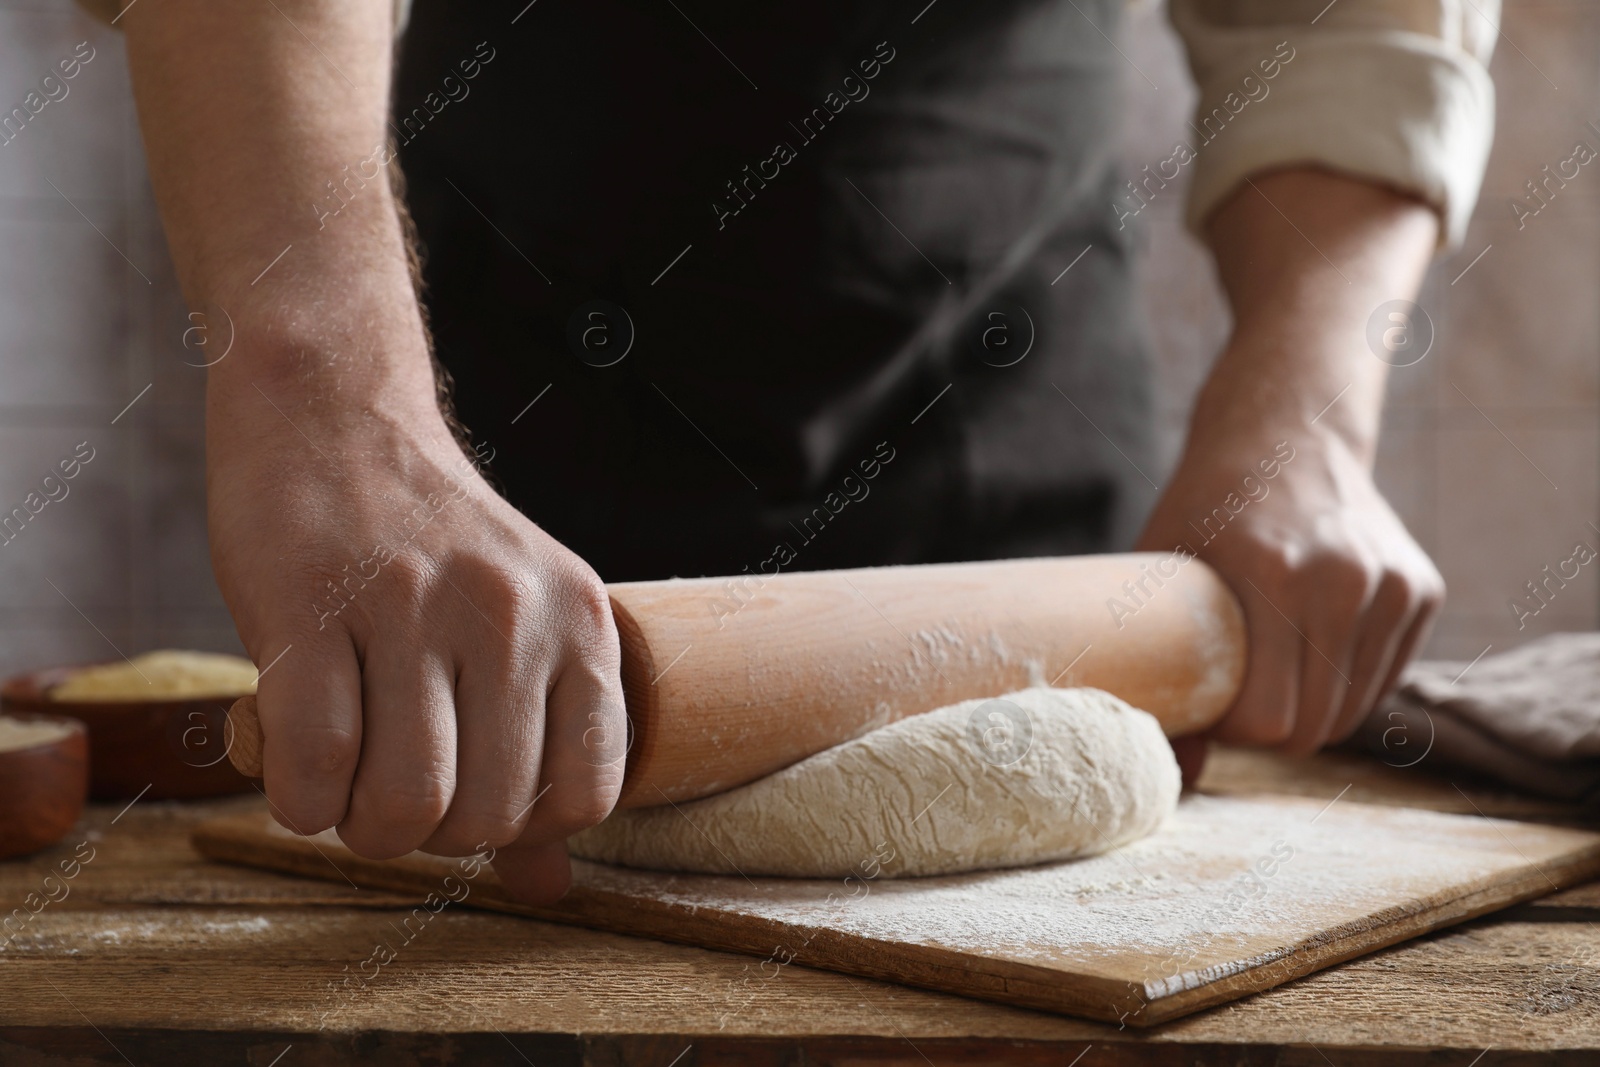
[208,365,626,904]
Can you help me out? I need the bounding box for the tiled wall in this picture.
[0,0,1592,678]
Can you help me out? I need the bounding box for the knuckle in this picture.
[559,567,614,633]
[1307,551,1378,609]
[1248,542,1298,584]
[1420,562,1447,604]
[1373,569,1418,614]
[265,783,344,835]
[440,802,531,852]
[1381,554,1447,619]
[551,800,614,837]
[540,786,619,839]
[377,549,434,594]
[573,700,628,767]
[373,768,455,827]
[282,721,361,780]
[461,559,537,635]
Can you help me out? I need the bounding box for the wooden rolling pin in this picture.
[226,554,1246,808]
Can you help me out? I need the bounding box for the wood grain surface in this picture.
[5,749,1600,1065]
[188,792,1600,1028]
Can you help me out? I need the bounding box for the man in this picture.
[99,0,1492,901]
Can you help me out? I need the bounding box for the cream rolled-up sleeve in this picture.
[1169,0,1498,248]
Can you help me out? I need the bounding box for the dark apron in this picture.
[395,0,1155,582]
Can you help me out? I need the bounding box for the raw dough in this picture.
[569,686,1180,878]
[49,650,258,702]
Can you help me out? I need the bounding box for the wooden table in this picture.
[3,747,1599,1065]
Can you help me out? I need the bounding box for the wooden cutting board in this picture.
[191,792,1600,1026]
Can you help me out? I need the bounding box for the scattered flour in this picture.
[573,793,1565,991]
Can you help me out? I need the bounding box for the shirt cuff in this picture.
[1173,28,1495,250]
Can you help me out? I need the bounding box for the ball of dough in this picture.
[568,686,1180,878]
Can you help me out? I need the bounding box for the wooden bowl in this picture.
[0,713,88,860]
[2,664,252,801]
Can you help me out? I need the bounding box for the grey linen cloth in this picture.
[1355,633,1600,803]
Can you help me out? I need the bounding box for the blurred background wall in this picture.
[0,1,227,673]
[0,0,1592,674]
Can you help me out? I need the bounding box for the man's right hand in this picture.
[207,368,627,903]
[121,0,627,902]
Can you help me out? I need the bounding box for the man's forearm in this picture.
[1195,166,1439,464]
[1140,166,1447,755]
[122,0,429,405]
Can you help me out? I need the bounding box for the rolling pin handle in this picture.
[226,694,264,778]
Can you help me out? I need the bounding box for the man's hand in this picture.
[122,0,625,902]
[1138,424,1442,754]
[208,372,626,902]
[1141,167,1445,754]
